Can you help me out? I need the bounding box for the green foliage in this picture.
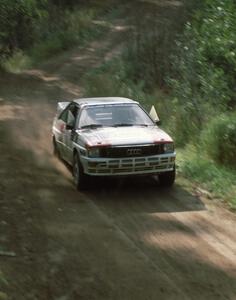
[83,58,148,105]
[83,56,175,130]
[199,0,236,74]
[178,147,236,210]
[0,0,112,65]
[118,0,202,90]
[201,114,236,167]
[166,97,201,147]
[123,15,183,89]
[170,0,236,144]
[31,8,104,62]
[30,33,68,61]
[66,9,95,37]
[0,0,47,55]
[1,50,32,73]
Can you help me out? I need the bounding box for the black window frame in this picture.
[59,102,80,128]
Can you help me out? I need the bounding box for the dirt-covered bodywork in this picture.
[52,97,176,189]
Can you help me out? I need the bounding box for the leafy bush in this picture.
[1,51,32,72]
[30,34,68,61]
[119,0,202,90]
[0,1,111,65]
[169,0,236,145]
[123,14,183,89]
[0,0,47,55]
[83,58,148,104]
[23,7,102,62]
[201,114,236,167]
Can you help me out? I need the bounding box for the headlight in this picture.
[163,143,174,153]
[87,147,100,158]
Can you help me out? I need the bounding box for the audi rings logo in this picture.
[127,148,142,156]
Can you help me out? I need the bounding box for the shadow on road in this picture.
[1,110,236,300]
[85,175,206,214]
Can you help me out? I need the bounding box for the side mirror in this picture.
[66,123,74,130]
[149,105,161,125]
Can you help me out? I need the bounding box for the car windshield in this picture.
[78,104,154,128]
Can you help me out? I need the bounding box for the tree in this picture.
[0,0,47,56]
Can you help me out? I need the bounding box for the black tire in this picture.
[53,137,60,158]
[159,166,176,187]
[73,153,89,190]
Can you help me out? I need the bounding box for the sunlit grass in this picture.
[177,146,236,210]
[2,51,32,73]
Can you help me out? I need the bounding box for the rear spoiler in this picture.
[56,101,70,115]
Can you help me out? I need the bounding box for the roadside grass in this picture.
[1,6,115,73]
[177,146,236,210]
[30,8,108,63]
[1,51,32,73]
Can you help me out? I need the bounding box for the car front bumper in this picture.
[81,153,176,176]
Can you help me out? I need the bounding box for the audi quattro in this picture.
[52,97,176,189]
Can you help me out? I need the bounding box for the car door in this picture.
[56,106,70,159]
[64,104,79,164]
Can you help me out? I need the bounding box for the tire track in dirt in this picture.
[86,180,236,300]
[1,2,236,299]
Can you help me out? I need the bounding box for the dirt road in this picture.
[1,4,236,300]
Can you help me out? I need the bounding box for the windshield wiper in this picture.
[135,124,149,127]
[81,124,104,129]
[113,123,134,127]
[113,123,149,127]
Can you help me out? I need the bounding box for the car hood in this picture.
[79,126,173,147]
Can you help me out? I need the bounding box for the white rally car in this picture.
[52,97,176,189]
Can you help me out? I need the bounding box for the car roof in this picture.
[73,97,138,108]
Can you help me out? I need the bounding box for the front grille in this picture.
[87,156,175,175]
[100,144,164,158]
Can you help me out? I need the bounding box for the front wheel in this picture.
[158,166,176,187]
[73,153,89,190]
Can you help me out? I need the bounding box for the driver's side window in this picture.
[59,103,78,128]
[60,110,68,123]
